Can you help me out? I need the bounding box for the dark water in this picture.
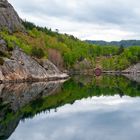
[1,74,140,140]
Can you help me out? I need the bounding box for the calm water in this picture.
[1,74,140,140]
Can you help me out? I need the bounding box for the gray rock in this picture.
[2,58,28,80]
[2,47,49,81]
[39,59,68,79]
[0,47,68,82]
[0,0,24,32]
[41,59,61,75]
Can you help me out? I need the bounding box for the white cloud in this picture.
[9,0,140,41]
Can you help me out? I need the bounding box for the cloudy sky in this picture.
[10,0,140,41]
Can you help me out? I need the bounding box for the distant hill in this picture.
[86,40,140,47]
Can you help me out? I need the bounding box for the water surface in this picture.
[0,75,140,140]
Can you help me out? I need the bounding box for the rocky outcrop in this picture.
[0,0,24,32]
[123,63,140,73]
[40,59,68,79]
[1,47,48,81]
[0,47,68,82]
[41,59,61,75]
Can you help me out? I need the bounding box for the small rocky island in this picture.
[0,0,68,83]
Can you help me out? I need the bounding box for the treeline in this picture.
[102,46,140,70]
[1,20,140,70]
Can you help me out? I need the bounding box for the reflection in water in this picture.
[9,96,140,140]
[0,80,65,139]
[123,73,140,83]
[0,75,140,139]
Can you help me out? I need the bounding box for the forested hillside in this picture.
[1,21,140,71]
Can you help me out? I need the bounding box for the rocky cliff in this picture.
[0,45,68,82]
[0,0,24,32]
[0,0,68,82]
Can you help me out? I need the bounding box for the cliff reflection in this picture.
[0,80,65,139]
[1,75,140,139]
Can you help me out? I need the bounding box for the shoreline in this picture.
[1,70,140,84]
[0,74,69,84]
[69,69,140,75]
[103,71,140,74]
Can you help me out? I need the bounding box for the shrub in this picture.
[31,47,45,58]
[0,51,6,57]
[48,48,64,69]
[0,57,4,65]
[0,51,11,58]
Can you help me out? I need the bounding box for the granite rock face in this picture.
[0,0,24,32]
[0,47,68,82]
[41,59,61,75]
[1,47,48,81]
